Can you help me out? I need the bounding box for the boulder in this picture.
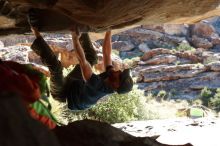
[138,43,150,53]
[139,54,177,65]
[141,48,173,61]
[207,61,220,71]
[111,27,185,50]
[191,35,213,49]
[112,41,135,51]
[202,51,220,64]
[211,36,220,45]
[191,22,217,38]
[163,24,189,37]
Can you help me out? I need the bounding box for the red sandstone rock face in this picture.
[1,0,220,35]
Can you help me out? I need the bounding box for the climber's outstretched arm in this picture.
[102,31,113,69]
[71,31,93,81]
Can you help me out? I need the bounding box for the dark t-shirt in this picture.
[62,73,114,110]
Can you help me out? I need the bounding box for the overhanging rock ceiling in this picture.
[1,0,220,35]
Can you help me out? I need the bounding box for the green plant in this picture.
[87,87,147,124]
[200,87,212,106]
[210,88,220,111]
[168,89,177,98]
[156,90,167,102]
[196,87,220,112]
[175,42,195,51]
[57,87,164,124]
[175,61,181,65]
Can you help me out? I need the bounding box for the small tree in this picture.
[156,90,167,102]
[200,87,212,107]
[210,88,220,112]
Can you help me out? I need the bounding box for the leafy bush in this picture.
[175,42,195,51]
[210,88,220,111]
[156,90,167,102]
[86,87,151,124]
[200,87,212,106]
[55,87,162,124]
[198,87,220,112]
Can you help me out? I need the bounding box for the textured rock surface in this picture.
[134,47,220,99]
[1,0,220,35]
[54,119,192,146]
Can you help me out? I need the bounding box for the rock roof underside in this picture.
[1,0,220,35]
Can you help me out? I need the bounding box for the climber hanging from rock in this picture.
[28,8,133,110]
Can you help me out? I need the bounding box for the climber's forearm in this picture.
[102,30,112,68]
[72,32,93,81]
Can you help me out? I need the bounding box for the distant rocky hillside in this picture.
[103,16,220,100]
[107,16,220,58]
